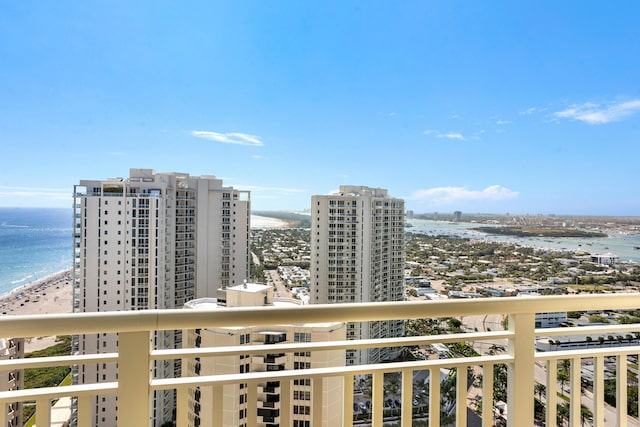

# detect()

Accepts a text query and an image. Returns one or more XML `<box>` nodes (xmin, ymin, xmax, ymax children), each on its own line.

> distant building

<box><xmin>591</xmin><ymin>253</ymin><xmax>619</xmax><ymax>265</ymax></box>
<box><xmin>0</xmin><ymin>338</ymin><xmax>23</xmax><ymax>427</ymax></box>
<box><xmin>536</xmin><ymin>333</ymin><xmax>640</xmax><ymax>352</ymax></box>
<box><xmin>183</xmin><ymin>283</ymin><xmax>345</xmax><ymax>427</ymax></box>
<box><xmin>72</xmin><ymin>168</ymin><xmax>250</xmax><ymax>426</ymax></box>
<box><xmin>311</xmin><ymin>185</ymin><xmax>405</xmax><ymax>365</ymax></box>
<box><xmin>453</xmin><ymin>211</ymin><xmax>462</xmax><ymax>222</ymax></box>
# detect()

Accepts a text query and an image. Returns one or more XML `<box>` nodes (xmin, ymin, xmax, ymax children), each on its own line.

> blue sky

<box><xmin>1</xmin><ymin>1</ymin><xmax>639</xmax><ymax>215</ymax></box>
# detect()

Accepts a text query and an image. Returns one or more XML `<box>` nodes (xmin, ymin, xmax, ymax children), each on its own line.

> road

<box><xmin>461</xmin><ymin>312</ymin><xmax>639</xmax><ymax>426</ymax></box>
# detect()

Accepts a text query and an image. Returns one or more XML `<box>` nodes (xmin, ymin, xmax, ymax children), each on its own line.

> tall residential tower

<box><xmin>310</xmin><ymin>186</ymin><xmax>405</xmax><ymax>365</ymax></box>
<box><xmin>72</xmin><ymin>168</ymin><xmax>250</xmax><ymax>426</ymax></box>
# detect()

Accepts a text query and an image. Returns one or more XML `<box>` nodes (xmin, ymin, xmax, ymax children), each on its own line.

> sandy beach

<box><xmin>0</xmin><ymin>268</ymin><xmax>73</xmax><ymax>316</ymax></box>
<box><xmin>1</xmin><ymin>268</ymin><xmax>73</xmax><ymax>352</ymax></box>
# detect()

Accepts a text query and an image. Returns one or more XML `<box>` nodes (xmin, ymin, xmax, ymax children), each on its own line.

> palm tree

<box><xmin>534</xmin><ymin>383</ymin><xmax>546</xmax><ymax>401</ymax></box>
<box><xmin>413</xmin><ymin>377</ymin><xmax>429</xmax><ymax>414</ymax></box>
<box><xmin>558</xmin><ymin>359</ymin><xmax>570</xmax><ymax>395</ymax></box>
<box><xmin>385</xmin><ymin>373</ymin><xmax>400</xmax><ymax>411</ymax></box>
<box><xmin>580</xmin><ymin>404</ymin><xmax>593</xmax><ymax>426</ymax></box>
<box><xmin>488</xmin><ymin>344</ymin><xmax>505</xmax><ymax>355</ymax></box>
<box><xmin>557</xmin><ymin>401</ymin><xmax>570</xmax><ymax>426</ymax></box>
<box><xmin>440</xmin><ymin>370</ymin><xmax>457</xmax><ymax>416</ymax></box>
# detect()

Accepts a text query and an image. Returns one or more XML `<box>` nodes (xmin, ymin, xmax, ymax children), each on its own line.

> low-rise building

<box><xmin>183</xmin><ymin>283</ymin><xmax>346</xmax><ymax>427</ymax></box>
<box><xmin>0</xmin><ymin>338</ymin><xmax>24</xmax><ymax>427</ymax></box>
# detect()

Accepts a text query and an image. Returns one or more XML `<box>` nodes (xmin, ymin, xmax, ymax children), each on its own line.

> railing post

<box><xmin>482</xmin><ymin>363</ymin><xmax>494</xmax><ymax>427</ymax></box>
<box><xmin>428</xmin><ymin>367</ymin><xmax>440</xmax><ymax>427</ymax></box>
<box><xmin>118</xmin><ymin>331</ymin><xmax>152</xmax><ymax>427</ymax></box>
<box><xmin>456</xmin><ymin>366</ymin><xmax>467</xmax><ymax>426</ymax></box>
<box><xmin>36</xmin><ymin>397</ymin><xmax>51</xmax><ymax>427</ymax></box>
<box><xmin>372</xmin><ymin>372</ymin><xmax>384</xmax><ymax>426</ymax></box>
<box><xmin>401</xmin><ymin>369</ymin><xmax>413</xmax><ymax>427</ymax></box>
<box><xmin>617</xmin><ymin>355</ymin><xmax>628</xmax><ymax>427</ymax></box>
<box><xmin>175</xmin><ymin>387</ymin><xmax>188</xmax><ymax>427</ymax></box>
<box><xmin>506</xmin><ymin>313</ymin><xmax>535</xmax><ymax>427</ymax></box>
<box><xmin>280</xmin><ymin>380</ymin><xmax>291</xmax><ymax>427</ymax></box>
<box><xmin>546</xmin><ymin>360</ymin><xmax>557</xmax><ymax>425</ymax></box>
<box><xmin>593</xmin><ymin>356</ymin><xmax>605</xmax><ymax>427</ymax></box>
<box><xmin>570</xmin><ymin>357</ymin><xmax>581</xmax><ymax>426</ymax></box>
<box><xmin>78</xmin><ymin>394</ymin><xmax>92</xmax><ymax>426</ymax></box>
<box><xmin>312</xmin><ymin>377</ymin><xmax>323</xmax><ymax>426</ymax></box>
<box><xmin>343</xmin><ymin>375</ymin><xmax>354</xmax><ymax>427</ymax></box>
<box><xmin>247</xmin><ymin>383</ymin><xmax>257</xmax><ymax>427</ymax></box>
<box><xmin>0</xmin><ymin>402</ymin><xmax>6</xmax><ymax>427</ymax></box>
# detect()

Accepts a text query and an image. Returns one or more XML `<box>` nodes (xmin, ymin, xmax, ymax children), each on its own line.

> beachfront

<box><xmin>0</xmin><ymin>269</ymin><xmax>73</xmax><ymax>352</ymax></box>
<box><xmin>0</xmin><ymin>269</ymin><xmax>72</xmax><ymax>317</ymax></box>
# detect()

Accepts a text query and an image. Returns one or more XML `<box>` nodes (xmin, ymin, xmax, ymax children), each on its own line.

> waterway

<box><xmin>406</xmin><ymin>219</ymin><xmax>640</xmax><ymax>264</ymax></box>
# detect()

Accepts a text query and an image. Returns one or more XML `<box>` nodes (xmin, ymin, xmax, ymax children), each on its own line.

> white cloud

<box><xmin>408</xmin><ymin>185</ymin><xmax>519</xmax><ymax>205</ymax></box>
<box><xmin>520</xmin><ymin>107</ymin><xmax>537</xmax><ymax>115</ymax></box>
<box><xmin>425</xmin><ymin>129</ymin><xmax>471</xmax><ymax>141</ymax></box>
<box><xmin>437</xmin><ymin>132</ymin><xmax>466</xmax><ymax>140</ymax></box>
<box><xmin>553</xmin><ymin>99</ymin><xmax>640</xmax><ymax>124</ymax></box>
<box><xmin>191</xmin><ymin>131</ymin><xmax>263</xmax><ymax>146</ymax></box>
<box><xmin>496</xmin><ymin>120</ymin><xmax>511</xmax><ymax>125</ymax></box>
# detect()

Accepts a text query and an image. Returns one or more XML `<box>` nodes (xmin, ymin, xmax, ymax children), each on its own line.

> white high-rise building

<box><xmin>72</xmin><ymin>168</ymin><xmax>250</xmax><ymax>426</ymax></box>
<box><xmin>183</xmin><ymin>283</ymin><xmax>345</xmax><ymax>427</ymax></box>
<box><xmin>0</xmin><ymin>338</ymin><xmax>23</xmax><ymax>427</ymax></box>
<box><xmin>311</xmin><ymin>186</ymin><xmax>405</xmax><ymax>365</ymax></box>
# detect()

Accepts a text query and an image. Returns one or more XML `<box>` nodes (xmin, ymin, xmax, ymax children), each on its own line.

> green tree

<box><xmin>534</xmin><ymin>383</ymin><xmax>546</xmax><ymax>401</ymax></box>
<box><xmin>557</xmin><ymin>401</ymin><xmax>570</xmax><ymax>426</ymax></box>
<box><xmin>580</xmin><ymin>404</ymin><xmax>593</xmax><ymax>427</ymax></box>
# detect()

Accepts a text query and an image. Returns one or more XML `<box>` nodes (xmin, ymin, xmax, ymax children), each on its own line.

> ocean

<box><xmin>0</xmin><ymin>209</ymin><xmax>288</xmax><ymax>297</ymax></box>
<box><xmin>0</xmin><ymin>208</ymin><xmax>73</xmax><ymax>296</ymax></box>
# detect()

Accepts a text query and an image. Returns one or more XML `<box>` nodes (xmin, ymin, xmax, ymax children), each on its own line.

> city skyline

<box><xmin>2</xmin><ymin>2</ymin><xmax>640</xmax><ymax>215</ymax></box>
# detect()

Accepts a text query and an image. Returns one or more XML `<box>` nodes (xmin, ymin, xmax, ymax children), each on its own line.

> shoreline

<box><xmin>0</xmin><ymin>268</ymin><xmax>73</xmax><ymax>317</ymax></box>
<box><xmin>251</xmin><ymin>215</ymin><xmax>291</xmax><ymax>229</ymax></box>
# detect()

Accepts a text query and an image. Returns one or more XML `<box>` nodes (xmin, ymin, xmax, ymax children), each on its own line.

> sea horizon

<box><xmin>1</xmin><ymin>207</ymin><xmax>638</xmax><ymax>299</ymax></box>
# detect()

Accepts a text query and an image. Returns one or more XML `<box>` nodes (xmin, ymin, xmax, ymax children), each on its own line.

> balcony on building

<box><xmin>2</xmin><ymin>294</ymin><xmax>640</xmax><ymax>426</ymax></box>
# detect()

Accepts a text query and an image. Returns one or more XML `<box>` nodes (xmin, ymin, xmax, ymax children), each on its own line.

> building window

<box><xmin>294</xmin><ymin>332</ymin><xmax>311</xmax><ymax>342</ymax></box>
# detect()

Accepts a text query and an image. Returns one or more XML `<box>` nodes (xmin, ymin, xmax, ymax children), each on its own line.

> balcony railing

<box><xmin>1</xmin><ymin>294</ymin><xmax>640</xmax><ymax>426</ymax></box>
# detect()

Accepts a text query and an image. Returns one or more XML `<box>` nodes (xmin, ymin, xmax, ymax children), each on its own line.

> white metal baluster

<box><xmin>118</xmin><ymin>331</ymin><xmax>152</xmax><ymax>427</ymax></box>
<box><xmin>429</xmin><ymin>367</ymin><xmax>440</xmax><ymax>427</ymax></box>
<box><xmin>617</xmin><ymin>354</ymin><xmax>628</xmax><ymax>427</ymax></box>
<box><xmin>570</xmin><ymin>356</ymin><xmax>581</xmax><ymax>426</ymax></box>
<box><xmin>546</xmin><ymin>360</ymin><xmax>557</xmax><ymax>426</ymax></box>
<box><xmin>401</xmin><ymin>369</ymin><xmax>413</xmax><ymax>427</ymax></box>
<box><xmin>506</xmin><ymin>313</ymin><xmax>535</xmax><ymax>427</ymax></box>
<box><xmin>482</xmin><ymin>362</ymin><xmax>494</xmax><ymax>427</ymax></box>
<box><xmin>456</xmin><ymin>366</ymin><xmax>467</xmax><ymax>426</ymax></box>
<box><xmin>593</xmin><ymin>356</ymin><xmax>605</xmax><ymax>427</ymax></box>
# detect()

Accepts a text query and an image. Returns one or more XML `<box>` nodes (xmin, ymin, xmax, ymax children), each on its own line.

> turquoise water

<box><xmin>407</xmin><ymin>219</ymin><xmax>640</xmax><ymax>263</ymax></box>
<box><xmin>0</xmin><ymin>208</ymin><xmax>72</xmax><ymax>296</ymax></box>
<box><xmin>0</xmin><ymin>210</ymin><xmax>287</xmax><ymax>298</ymax></box>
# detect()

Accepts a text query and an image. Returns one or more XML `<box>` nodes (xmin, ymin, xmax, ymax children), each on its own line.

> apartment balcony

<box><xmin>2</xmin><ymin>295</ymin><xmax>640</xmax><ymax>426</ymax></box>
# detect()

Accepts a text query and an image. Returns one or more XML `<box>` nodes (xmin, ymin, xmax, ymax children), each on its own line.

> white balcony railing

<box><xmin>1</xmin><ymin>294</ymin><xmax>640</xmax><ymax>426</ymax></box>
